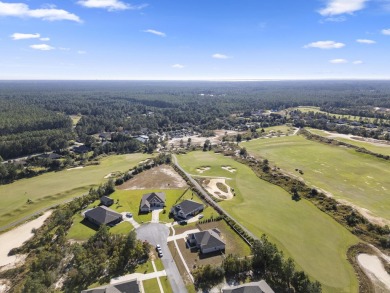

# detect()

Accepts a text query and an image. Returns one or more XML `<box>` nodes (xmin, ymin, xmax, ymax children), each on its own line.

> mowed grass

<box><xmin>177</xmin><ymin>151</ymin><xmax>359</xmax><ymax>293</ymax></box>
<box><xmin>244</xmin><ymin>135</ymin><xmax>390</xmax><ymax>222</ymax></box>
<box><xmin>307</xmin><ymin>128</ymin><xmax>390</xmax><ymax>156</ymax></box>
<box><xmin>0</xmin><ymin>153</ymin><xmax>150</xmax><ymax>228</ymax></box>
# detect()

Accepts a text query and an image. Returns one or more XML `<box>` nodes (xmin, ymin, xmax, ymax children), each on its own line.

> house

<box><xmin>170</xmin><ymin>200</ymin><xmax>204</xmax><ymax>220</ymax></box>
<box><xmin>81</xmin><ymin>278</ymin><xmax>140</xmax><ymax>293</ymax></box>
<box><xmin>135</xmin><ymin>135</ymin><xmax>149</xmax><ymax>144</ymax></box>
<box><xmin>139</xmin><ymin>192</ymin><xmax>166</xmax><ymax>213</ymax></box>
<box><xmin>222</xmin><ymin>280</ymin><xmax>274</xmax><ymax>293</ymax></box>
<box><xmin>100</xmin><ymin>196</ymin><xmax>114</xmax><ymax>207</ymax></box>
<box><xmin>98</xmin><ymin>132</ymin><xmax>112</xmax><ymax>141</ymax></box>
<box><xmin>72</xmin><ymin>145</ymin><xmax>90</xmax><ymax>154</ymax></box>
<box><xmin>84</xmin><ymin>206</ymin><xmax>122</xmax><ymax>227</ymax></box>
<box><xmin>187</xmin><ymin>228</ymin><xmax>225</xmax><ymax>254</ymax></box>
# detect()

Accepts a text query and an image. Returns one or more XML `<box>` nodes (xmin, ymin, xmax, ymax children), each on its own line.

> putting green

<box><xmin>244</xmin><ymin>135</ymin><xmax>390</xmax><ymax>222</ymax></box>
<box><xmin>177</xmin><ymin>152</ymin><xmax>358</xmax><ymax>293</ymax></box>
<box><xmin>0</xmin><ymin>153</ymin><xmax>150</xmax><ymax>228</ymax></box>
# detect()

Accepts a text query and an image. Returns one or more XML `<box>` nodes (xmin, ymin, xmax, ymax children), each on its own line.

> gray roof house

<box><xmin>139</xmin><ymin>192</ymin><xmax>166</xmax><ymax>213</ymax></box>
<box><xmin>170</xmin><ymin>200</ymin><xmax>204</xmax><ymax>220</ymax></box>
<box><xmin>81</xmin><ymin>278</ymin><xmax>140</xmax><ymax>293</ymax></box>
<box><xmin>100</xmin><ymin>196</ymin><xmax>114</xmax><ymax>207</ymax></box>
<box><xmin>187</xmin><ymin>228</ymin><xmax>225</xmax><ymax>254</ymax></box>
<box><xmin>222</xmin><ymin>280</ymin><xmax>274</xmax><ymax>293</ymax></box>
<box><xmin>84</xmin><ymin>206</ymin><xmax>122</xmax><ymax>227</ymax></box>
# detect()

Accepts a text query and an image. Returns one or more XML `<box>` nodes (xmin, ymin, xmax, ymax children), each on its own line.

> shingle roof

<box><xmin>140</xmin><ymin>192</ymin><xmax>165</xmax><ymax>209</ymax></box>
<box><xmin>81</xmin><ymin>279</ymin><xmax>140</xmax><ymax>293</ymax></box>
<box><xmin>173</xmin><ymin>200</ymin><xmax>203</xmax><ymax>216</ymax></box>
<box><xmin>192</xmin><ymin>229</ymin><xmax>225</xmax><ymax>250</ymax></box>
<box><xmin>84</xmin><ymin>206</ymin><xmax>122</xmax><ymax>226</ymax></box>
<box><xmin>222</xmin><ymin>281</ymin><xmax>274</xmax><ymax>293</ymax></box>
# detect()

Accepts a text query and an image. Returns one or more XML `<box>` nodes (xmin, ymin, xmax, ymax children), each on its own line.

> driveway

<box><xmin>137</xmin><ymin>223</ymin><xmax>188</xmax><ymax>293</ymax></box>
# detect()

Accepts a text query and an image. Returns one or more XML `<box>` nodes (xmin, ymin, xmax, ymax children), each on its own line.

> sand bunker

<box><xmin>196</xmin><ymin>166</ymin><xmax>210</xmax><ymax>174</ymax></box>
<box><xmin>221</xmin><ymin>166</ymin><xmax>237</xmax><ymax>173</ymax></box>
<box><xmin>204</xmin><ymin>178</ymin><xmax>234</xmax><ymax>200</ymax></box>
<box><xmin>67</xmin><ymin>166</ymin><xmax>84</xmax><ymax>171</ymax></box>
<box><xmin>0</xmin><ymin>211</ymin><xmax>52</xmax><ymax>272</ymax></box>
<box><xmin>358</xmin><ymin>254</ymin><xmax>390</xmax><ymax>290</ymax></box>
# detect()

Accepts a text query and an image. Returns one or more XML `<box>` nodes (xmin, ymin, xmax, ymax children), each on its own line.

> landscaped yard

<box><xmin>244</xmin><ymin>135</ymin><xmax>390</xmax><ymax>223</ymax></box>
<box><xmin>0</xmin><ymin>153</ymin><xmax>151</xmax><ymax>229</ymax></box>
<box><xmin>177</xmin><ymin>151</ymin><xmax>359</xmax><ymax>293</ymax></box>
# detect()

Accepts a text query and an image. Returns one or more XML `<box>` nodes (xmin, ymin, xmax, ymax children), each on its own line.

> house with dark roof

<box><xmin>170</xmin><ymin>200</ymin><xmax>204</xmax><ymax>220</ymax></box>
<box><xmin>139</xmin><ymin>192</ymin><xmax>165</xmax><ymax>213</ymax></box>
<box><xmin>81</xmin><ymin>278</ymin><xmax>140</xmax><ymax>293</ymax></box>
<box><xmin>37</xmin><ymin>153</ymin><xmax>62</xmax><ymax>160</ymax></box>
<box><xmin>100</xmin><ymin>196</ymin><xmax>114</xmax><ymax>207</ymax></box>
<box><xmin>222</xmin><ymin>280</ymin><xmax>274</xmax><ymax>293</ymax></box>
<box><xmin>187</xmin><ymin>228</ymin><xmax>225</xmax><ymax>254</ymax></box>
<box><xmin>72</xmin><ymin>145</ymin><xmax>90</xmax><ymax>154</ymax></box>
<box><xmin>84</xmin><ymin>206</ymin><xmax>122</xmax><ymax>227</ymax></box>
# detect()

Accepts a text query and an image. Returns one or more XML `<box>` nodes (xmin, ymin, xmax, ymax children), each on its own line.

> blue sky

<box><xmin>0</xmin><ymin>0</ymin><xmax>390</xmax><ymax>80</ymax></box>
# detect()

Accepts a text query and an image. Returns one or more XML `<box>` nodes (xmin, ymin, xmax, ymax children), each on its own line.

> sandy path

<box><xmin>0</xmin><ymin>211</ymin><xmax>52</xmax><ymax>271</ymax></box>
<box><xmin>321</xmin><ymin>131</ymin><xmax>390</xmax><ymax>147</ymax></box>
<box><xmin>357</xmin><ymin>254</ymin><xmax>390</xmax><ymax>290</ymax></box>
<box><xmin>67</xmin><ymin>166</ymin><xmax>84</xmax><ymax>171</ymax></box>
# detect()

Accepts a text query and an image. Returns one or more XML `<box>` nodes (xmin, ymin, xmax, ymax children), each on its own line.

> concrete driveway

<box><xmin>137</xmin><ymin>223</ymin><xmax>188</xmax><ymax>293</ymax></box>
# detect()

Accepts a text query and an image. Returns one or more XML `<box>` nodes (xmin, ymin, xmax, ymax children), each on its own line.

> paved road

<box><xmin>172</xmin><ymin>154</ymin><xmax>256</xmax><ymax>240</ymax></box>
<box><xmin>136</xmin><ymin>223</ymin><xmax>187</xmax><ymax>293</ymax></box>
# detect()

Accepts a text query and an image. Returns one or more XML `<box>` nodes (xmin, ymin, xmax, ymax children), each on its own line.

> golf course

<box><xmin>244</xmin><ymin>135</ymin><xmax>390</xmax><ymax>223</ymax></box>
<box><xmin>0</xmin><ymin>153</ymin><xmax>150</xmax><ymax>229</ymax></box>
<box><xmin>177</xmin><ymin>151</ymin><xmax>359</xmax><ymax>293</ymax></box>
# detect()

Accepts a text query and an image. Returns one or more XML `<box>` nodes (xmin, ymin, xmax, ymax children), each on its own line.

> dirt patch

<box><xmin>196</xmin><ymin>166</ymin><xmax>210</xmax><ymax>174</ymax></box>
<box><xmin>117</xmin><ymin>165</ymin><xmax>187</xmax><ymax>190</ymax></box>
<box><xmin>221</xmin><ymin>166</ymin><xmax>236</xmax><ymax>173</ymax></box>
<box><xmin>0</xmin><ymin>279</ymin><xmax>11</xmax><ymax>293</ymax></box>
<box><xmin>323</xmin><ymin>131</ymin><xmax>390</xmax><ymax>148</ymax></box>
<box><xmin>358</xmin><ymin>254</ymin><xmax>390</xmax><ymax>291</ymax></box>
<box><xmin>0</xmin><ymin>211</ymin><xmax>52</xmax><ymax>272</ymax></box>
<box><xmin>203</xmin><ymin>178</ymin><xmax>233</xmax><ymax>200</ymax></box>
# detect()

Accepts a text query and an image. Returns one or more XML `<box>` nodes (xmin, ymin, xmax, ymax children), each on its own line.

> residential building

<box><xmin>222</xmin><ymin>280</ymin><xmax>274</xmax><ymax>293</ymax></box>
<box><xmin>84</xmin><ymin>206</ymin><xmax>122</xmax><ymax>227</ymax></box>
<box><xmin>170</xmin><ymin>200</ymin><xmax>204</xmax><ymax>220</ymax></box>
<box><xmin>81</xmin><ymin>278</ymin><xmax>140</xmax><ymax>293</ymax></box>
<box><xmin>100</xmin><ymin>196</ymin><xmax>114</xmax><ymax>207</ymax></box>
<box><xmin>139</xmin><ymin>192</ymin><xmax>166</xmax><ymax>213</ymax></box>
<box><xmin>187</xmin><ymin>228</ymin><xmax>225</xmax><ymax>254</ymax></box>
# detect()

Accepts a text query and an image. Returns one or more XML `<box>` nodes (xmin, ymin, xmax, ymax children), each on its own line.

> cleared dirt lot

<box><xmin>117</xmin><ymin>165</ymin><xmax>188</xmax><ymax>190</ymax></box>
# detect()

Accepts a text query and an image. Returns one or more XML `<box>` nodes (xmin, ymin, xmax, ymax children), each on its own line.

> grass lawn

<box><xmin>0</xmin><ymin>153</ymin><xmax>150</xmax><ymax>228</ymax></box>
<box><xmin>142</xmin><ymin>278</ymin><xmax>160</xmax><ymax>292</ymax></box>
<box><xmin>258</xmin><ymin>125</ymin><xmax>295</xmax><ymax>136</ymax></box>
<box><xmin>177</xmin><ymin>151</ymin><xmax>359</xmax><ymax>293</ymax></box>
<box><xmin>307</xmin><ymin>128</ymin><xmax>390</xmax><ymax>156</ymax></box>
<box><xmin>244</xmin><ymin>135</ymin><xmax>390</xmax><ymax>222</ymax></box>
<box><xmin>160</xmin><ymin>277</ymin><xmax>173</xmax><ymax>293</ymax></box>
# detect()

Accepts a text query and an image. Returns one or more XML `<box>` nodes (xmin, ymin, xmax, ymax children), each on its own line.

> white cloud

<box><xmin>329</xmin><ymin>58</ymin><xmax>348</xmax><ymax>64</ymax></box>
<box><xmin>212</xmin><ymin>53</ymin><xmax>231</xmax><ymax>59</ymax></box>
<box><xmin>30</xmin><ymin>44</ymin><xmax>55</xmax><ymax>51</ymax></box>
<box><xmin>382</xmin><ymin>29</ymin><xmax>390</xmax><ymax>35</ymax></box>
<box><xmin>0</xmin><ymin>1</ymin><xmax>81</xmax><ymax>22</ymax></box>
<box><xmin>171</xmin><ymin>64</ymin><xmax>184</xmax><ymax>69</ymax></box>
<box><xmin>40</xmin><ymin>37</ymin><xmax>50</xmax><ymax>41</ymax></box>
<box><xmin>78</xmin><ymin>0</ymin><xmax>147</xmax><ymax>11</ymax></box>
<box><xmin>319</xmin><ymin>0</ymin><xmax>367</xmax><ymax>16</ymax></box>
<box><xmin>304</xmin><ymin>41</ymin><xmax>345</xmax><ymax>49</ymax></box>
<box><xmin>77</xmin><ymin>50</ymin><xmax>87</xmax><ymax>54</ymax></box>
<box><xmin>353</xmin><ymin>60</ymin><xmax>363</xmax><ymax>64</ymax></box>
<box><xmin>59</xmin><ymin>47</ymin><xmax>70</xmax><ymax>51</ymax></box>
<box><xmin>321</xmin><ymin>16</ymin><xmax>347</xmax><ymax>22</ymax></box>
<box><xmin>143</xmin><ymin>29</ymin><xmax>166</xmax><ymax>37</ymax></box>
<box><xmin>356</xmin><ymin>39</ymin><xmax>376</xmax><ymax>44</ymax></box>
<box><xmin>11</xmin><ymin>33</ymin><xmax>40</xmax><ymax>40</ymax></box>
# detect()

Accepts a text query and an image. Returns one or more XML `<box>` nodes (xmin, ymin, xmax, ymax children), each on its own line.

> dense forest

<box><xmin>1</xmin><ymin>80</ymin><xmax>390</xmax><ymax>160</ymax></box>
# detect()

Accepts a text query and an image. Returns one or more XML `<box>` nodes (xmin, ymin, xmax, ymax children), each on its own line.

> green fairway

<box><xmin>177</xmin><ymin>152</ymin><xmax>359</xmax><ymax>293</ymax></box>
<box><xmin>244</xmin><ymin>135</ymin><xmax>390</xmax><ymax>222</ymax></box>
<box><xmin>307</xmin><ymin>128</ymin><xmax>390</xmax><ymax>156</ymax></box>
<box><xmin>0</xmin><ymin>153</ymin><xmax>150</xmax><ymax>228</ymax></box>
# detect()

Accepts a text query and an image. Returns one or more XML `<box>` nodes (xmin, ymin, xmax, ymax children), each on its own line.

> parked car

<box><xmin>126</xmin><ymin>212</ymin><xmax>133</xmax><ymax>218</ymax></box>
<box><xmin>198</xmin><ymin>214</ymin><xmax>204</xmax><ymax>219</ymax></box>
<box><xmin>158</xmin><ymin>251</ymin><xmax>163</xmax><ymax>258</ymax></box>
<box><xmin>179</xmin><ymin>220</ymin><xmax>187</xmax><ymax>225</ymax></box>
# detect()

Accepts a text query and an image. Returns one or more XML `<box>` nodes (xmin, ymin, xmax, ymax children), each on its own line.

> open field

<box><xmin>244</xmin><ymin>135</ymin><xmax>390</xmax><ymax>224</ymax></box>
<box><xmin>258</xmin><ymin>125</ymin><xmax>295</xmax><ymax>136</ymax></box>
<box><xmin>307</xmin><ymin>128</ymin><xmax>390</xmax><ymax>156</ymax></box>
<box><xmin>177</xmin><ymin>151</ymin><xmax>359</xmax><ymax>293</ymax></box>
<box><xmin>0</xmin><ymin>154</ymin><xmax>150</xmax><ymax>228</ymax></box>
